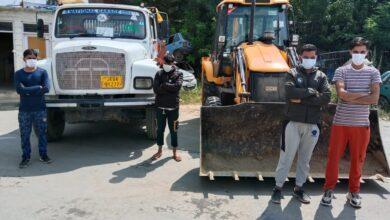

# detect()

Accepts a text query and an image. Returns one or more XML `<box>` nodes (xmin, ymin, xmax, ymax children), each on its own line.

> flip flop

<box><xmin>151</xmin><ymin>152</ymin><xmax>162</xmax><ymax>161</ymax></box>
<box><xmin>173</xmin><ymin>155</ymin><xmax>182</xmax><ymax>162</ymax></box>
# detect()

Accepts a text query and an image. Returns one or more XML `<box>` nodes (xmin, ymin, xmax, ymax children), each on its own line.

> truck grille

<box><xmin>56</xmin><ymin>52</ymin><xmax>126</xmax><ymax>90</ymax></box>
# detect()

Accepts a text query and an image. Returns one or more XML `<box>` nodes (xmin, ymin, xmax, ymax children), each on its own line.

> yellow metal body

<box><xmin>241</xmin><ymin>42</ymin><xmax>290</xmax><ymax>73</ymax></box>
<box><xmin>201</xmin><ymin>0</ymin><xmax>291</xmax><ymax>100</ymax></box>
<box><xmin>233</xmin><ymin>42</ymin><xmax>290</xmax><ymax>103</ymax></box>
<box><xmin>217</xmin><ymin>0</ymin><xmax>290</xmax><ymax>11</ymax></box>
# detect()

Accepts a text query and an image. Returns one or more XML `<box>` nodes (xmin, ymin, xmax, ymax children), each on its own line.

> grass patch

<box><xmin>180</xmin><ymin>83</ymin><xmax>201</xmax><ymax>105</ymax></box>
<box><xmin>330</xmin><ymin>86</ymin><xmax>338</xmax><ymax>104</ymax></box>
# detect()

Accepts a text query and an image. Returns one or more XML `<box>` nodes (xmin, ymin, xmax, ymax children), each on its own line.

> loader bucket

<box><xmin>200</xmin><ymin>103</ymin><xmax>390</xmax><ymax>180</ymax></box>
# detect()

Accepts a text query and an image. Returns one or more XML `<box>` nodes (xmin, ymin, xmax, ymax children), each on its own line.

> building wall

<box><xmin>0</xmin><ymin>8</ymin><xmax>53</xmax><ymax>71</ymax></box>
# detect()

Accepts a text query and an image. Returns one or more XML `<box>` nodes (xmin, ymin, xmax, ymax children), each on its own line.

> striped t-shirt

<box><xmin>332</xmin><ymin>64</ymin><xmax>381</xmax><ymax>127</ymax></box>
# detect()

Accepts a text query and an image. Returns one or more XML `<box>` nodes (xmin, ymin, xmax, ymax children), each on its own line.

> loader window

<box><xmin>225</xmin><ymin>6</ymin><xmax>287</xmax><ymax>48</ymax></box>
<box><xmin>55</xmin><ymin>8</ymin><xmax>147</xmax><ymax>39</ymax></box>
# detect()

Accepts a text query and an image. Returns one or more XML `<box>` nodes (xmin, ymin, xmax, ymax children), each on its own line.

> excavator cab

<box><xmin>200</xmin><ymin>0</ymin><xmax>390</xmax><ymax>181</ymax></box>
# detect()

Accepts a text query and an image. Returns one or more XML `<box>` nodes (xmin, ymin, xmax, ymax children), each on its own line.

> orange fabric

<box><xmin>324</xmin><ymin>125</ymin><xmax>370</xmax><ymax>193</ymax></box>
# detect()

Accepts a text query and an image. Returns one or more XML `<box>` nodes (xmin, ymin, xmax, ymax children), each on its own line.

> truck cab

<box><xmin>37</xmin><ymin>3</ymin><xmax>170</xmax><ymax>141</ymax></box>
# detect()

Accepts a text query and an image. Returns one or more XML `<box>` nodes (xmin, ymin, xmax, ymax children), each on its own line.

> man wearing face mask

<box><xmin>271</xmin><ymin>44</ymin><xmax>331</xmax><ymax>204</ymax></box>
<box><xmin>14</xmin><ymin>49</ymin><xmax>51</xmax><ymax>168</ymax></box>
<box><xmin>152</xmin><ymin>54</ymin><xmax>183</xmax><ymax>162</ymax></box>
<box><xmin>321</xmin><ymin>37</ymin><xmax>381</xmax><ymax>208</ymax></box>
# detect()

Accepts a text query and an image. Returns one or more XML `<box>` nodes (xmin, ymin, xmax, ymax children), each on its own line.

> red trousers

<box><xmin>324</xmin><ymin>125</ymin><xmax>370</xmax><ymax>193</ymax></box>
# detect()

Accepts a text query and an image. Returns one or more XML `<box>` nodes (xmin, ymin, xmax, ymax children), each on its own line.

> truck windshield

<box><xmin>225</xmin><ymin>6</ymin><xmax>288</xmax><ymax>48</ymax></box>
<box><xmin>55</xmin><ymin>8</ymin><xmax>146</xmax><ymax>39</ymax></box>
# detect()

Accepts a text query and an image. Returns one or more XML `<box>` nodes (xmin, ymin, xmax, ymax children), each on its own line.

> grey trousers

<box><xmin>275</xmin><ymin>121</ymin><xmax>320</xmax><ymax>188</ymax></box>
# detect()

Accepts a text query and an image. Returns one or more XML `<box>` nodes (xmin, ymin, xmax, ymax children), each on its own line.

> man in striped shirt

<box><xmin>321</xmin><ymin>37</ymin><xmax>382</xmax><ymax>208</ymax></box>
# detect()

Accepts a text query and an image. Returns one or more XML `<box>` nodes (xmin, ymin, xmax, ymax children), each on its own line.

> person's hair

<box><xmin>164</xmin><ymin>54</ymin><xmax>175</xmax><ymax>64</ymax></box>
<box><xmin>349</xmin><ymin>37</ymin><xmax>369</xmax><ymax>50</ymax></box>
<box><xmin>23</xmin><ymin>49</ymin><xmax>38</xmax><ymax>58</ymax></box>
<box><xmin>300</xmin><ymin>44</ymin><xmax>317</xmax><ymax>55</ymax></box>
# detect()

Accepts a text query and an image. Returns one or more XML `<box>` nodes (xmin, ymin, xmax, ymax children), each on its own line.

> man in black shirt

<box><xmin>152</xmin><ymin>54</ymin><xmax>183</xmax><ymax>162</ymax></box>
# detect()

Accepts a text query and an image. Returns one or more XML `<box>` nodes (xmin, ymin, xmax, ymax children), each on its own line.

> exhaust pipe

<box><xmin>248</xmin><ymin>0</ymin><xmax>256</xmax><ymax>45</ymax></box>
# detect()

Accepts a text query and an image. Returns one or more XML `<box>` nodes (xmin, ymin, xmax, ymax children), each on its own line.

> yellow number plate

<box><xmin>100</xmin><ymin>76</ymin><xmax>124</xmax><ymax>89</ymax></box>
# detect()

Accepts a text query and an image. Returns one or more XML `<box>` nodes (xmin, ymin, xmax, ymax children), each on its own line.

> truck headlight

<box><xmin>134</xmin><ymin>77</ymin><xmax>153</xmax><ymax>90</ymax></box>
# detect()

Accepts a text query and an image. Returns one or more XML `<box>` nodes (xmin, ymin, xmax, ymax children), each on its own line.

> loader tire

<box><xmin>221</xmin><ymin>93</ymin><xmax>236</xmax><ymax>106</ymax></box>
<box><xmin>205</xmin><ymin>96</ymin><xmax>222</xmax><ymax>107</ymax></box>
<box><xmin>146</xmin><ymin>107</ymin><xmax>157</xmax><ymax>140</ymax></box>
<box><xmin>46</xmin><ymin>108</ymin><xmax>65</xmax><ymax>142</ymax></box>
<box><xmin>202</xmin><ymin>81</ymin><xmax>219</xmax><ymax>105</ymax></box>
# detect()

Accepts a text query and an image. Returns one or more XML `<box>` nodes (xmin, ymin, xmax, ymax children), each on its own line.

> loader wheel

<box><xmin>47</xmin><ymin>108</ymin><xmax>65</xmax><ymax>142</ymax></box>
<box><xmin>221</xmin><ymin>93</ymin><xmax>236</xmax><ymax>106</ymax></box>
<box><xmin>146</xmin><ymin>107</ymin><xmax>157</xmax><ymax>140</ymax></box>
<box><xmin>202</xmin><ymin>80</ymin><xmax>219</xmax><ymax>105</ymax></box>
<box><xmin>204</xmin><ymin>96</ymin><xmax>222</xmax><ymax>107</ymax></box>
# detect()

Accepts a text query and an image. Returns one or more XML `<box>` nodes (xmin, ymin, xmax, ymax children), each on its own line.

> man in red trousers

<box><xmin>321</xmin><ymin>37</ymin><xmax>381</xmax><ymax>208</ymax></box>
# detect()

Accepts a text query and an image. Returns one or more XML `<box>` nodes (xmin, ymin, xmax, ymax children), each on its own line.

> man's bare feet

<box><xmin>172</xmin><ymin>148</ymin><xmax>182</xmax><ymax>162</ymax></box>
<box><xmin>152</xmin><ymin>147</ymin><xmax>163</xmax><ymax>161</ymax></box>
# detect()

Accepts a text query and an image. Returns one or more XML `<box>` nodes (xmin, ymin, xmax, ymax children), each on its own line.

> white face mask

<box><xmin>25</xmin><ymin>59</ymin><xmax>37</xmax><ymax>68</ymax></box>
<box><xmin>163</xmin><ymin>64</ymin><xmax>173</xmax><ymax>72</ymax></box>
<box><xmin>301</xmin><ymin>58</ymin><xmax>317</xmax><ymax>70</ymax></box>
<box><xmin>351</xmin><ymin>53</ymin><xmax>366</xmax><ymax>66</ymax></box>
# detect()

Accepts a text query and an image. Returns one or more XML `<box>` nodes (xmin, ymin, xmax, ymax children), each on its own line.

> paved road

<box><xmin>0</xmin><ymin>106</ymin><xmax>389</xmax><ymax>220</ymax></box>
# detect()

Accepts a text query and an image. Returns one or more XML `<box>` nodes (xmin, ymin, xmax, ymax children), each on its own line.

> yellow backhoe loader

<box><xmin>200</xmin><ymin>0</ymin><xmax>390</xmax><ymax>181</ymax></box>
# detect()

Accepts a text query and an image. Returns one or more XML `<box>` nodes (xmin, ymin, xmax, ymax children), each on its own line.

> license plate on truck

<box><xmin>100</xmin><ymin>76</ymin><xmax>124</xmax><ymax>89</ymax></box>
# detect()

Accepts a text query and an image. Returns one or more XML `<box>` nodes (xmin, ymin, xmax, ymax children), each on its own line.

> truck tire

<box><xmin>47</xmin><ymin>108</ymin><xmax>65</xmax><ymax>142</ymax></box>
<box><xmin>146</xmin><ymin>107</ymin><xmax>157</xmax><ymax>140</ymax></box>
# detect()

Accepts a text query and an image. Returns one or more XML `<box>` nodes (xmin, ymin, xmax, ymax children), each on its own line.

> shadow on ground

<box><xmin>164</xmin><ymin>117</ymin><xmax>200</xmax><ymax>158</ymax></box>
<box><xmin>0</xmin><ymin>121</ymin><xmax>154</xmax><ymax>177</ymax></box>
<box><xmin>170</xmin><ymin>168</ymin><xmax>389</xmax><ymax>219</ymax></box>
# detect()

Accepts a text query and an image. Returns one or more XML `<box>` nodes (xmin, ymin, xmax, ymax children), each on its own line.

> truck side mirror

<box><xmin>158</xmin><ymin>20</ymin><xmax>170</xmax><ymax>40</ymax></box>
<box><xmin>217</xmin><ymin>35</ymin><xmax>226</xmax><ymax>50</ymax></box>
<box><xmin>37</xmin><ymin>19</ymin><xmax>45</xmax><ymax>38</ymax></box>
<box><xmin>291</xmin><ymin>34</ymin><xmax>299</xmax><ymax>46</ymax></box>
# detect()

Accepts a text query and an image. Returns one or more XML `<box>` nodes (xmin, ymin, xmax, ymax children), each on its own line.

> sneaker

<box><xmin>40</xmin><ymin>155</ymin><xmax>52</xmax><ymax>164</ymax></box>
<box><xmin>271</xmin><ymin>188</ymin><xmax>283</xmax><ymax>204</ymax></box>
<box><xmin>293</xmin><ymin>187</ymin><xmax>311</xmax><ymax>204</ymax></box>
<box><xmin>347</xmin><ymin>192</ymin><xmax>362</xmax><ymax>208</ymax></box>
<box><xmin>19</xmin><ymin>158</ymin><xmax>30</xmax><ymax>169</ymax></box>
<box><xmin>320</xmin><ymin>189</ymin><xmax>334</xmax><ymax>207</ymax></box>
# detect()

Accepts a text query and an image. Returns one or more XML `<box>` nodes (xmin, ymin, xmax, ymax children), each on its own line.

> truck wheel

<box><xmin>47</xmin><ymin>108</ymin><xmax>65</xmax><ymax>142</ymax></box>
<box><xmin>146</xmin><ymin>108</ymin><xmax>157</xmax><ymax>140</ymax></box>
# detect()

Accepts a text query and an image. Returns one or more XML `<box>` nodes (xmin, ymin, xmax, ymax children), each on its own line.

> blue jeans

<box><xmin>18</xmin><ymin>110</ymin><xmax>48</xmax><ymax>159</ymax></box>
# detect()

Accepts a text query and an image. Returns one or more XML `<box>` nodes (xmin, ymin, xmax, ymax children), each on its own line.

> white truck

<box><xmin>36</xmin><ymin>3</ymin><xmax>195</xmax><ymax>141</ymax></box>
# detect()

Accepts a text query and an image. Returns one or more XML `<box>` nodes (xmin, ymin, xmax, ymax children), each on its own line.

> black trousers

<box><xmin>156</xmin><ymin>108</ymin><xmax>179</xmax><ymax>148</ymax></box>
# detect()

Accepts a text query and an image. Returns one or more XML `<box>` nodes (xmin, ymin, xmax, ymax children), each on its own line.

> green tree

<box><xmin>364</xmin><ymin>2</ymin><xmax>390</xmax><ymax>70</ymax></box>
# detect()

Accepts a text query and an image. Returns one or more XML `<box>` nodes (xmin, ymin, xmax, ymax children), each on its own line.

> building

<box><xmin>0</xmin><ymin>6</ymin><xmax>53</xmax><ymax>87</ymax></box>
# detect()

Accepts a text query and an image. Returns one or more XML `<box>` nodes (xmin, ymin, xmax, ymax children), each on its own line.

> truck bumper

<box><xmin>46</xmin><ymin>97</ymin><xmax>155</xmax><ymax>108</ymax></box>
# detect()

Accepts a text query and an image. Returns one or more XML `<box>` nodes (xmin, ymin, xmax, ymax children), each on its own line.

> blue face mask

<box><xmin>301</xmin><ymin>58</ymin><xmax>317</xmax><ymax>69</ymax></box>
<box><xmin>352</xmin><ymin>54</ymin><xmax>366</xmax><ymax>66</ymax></box>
